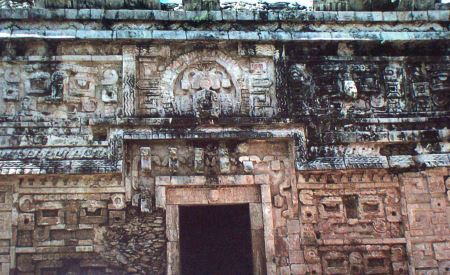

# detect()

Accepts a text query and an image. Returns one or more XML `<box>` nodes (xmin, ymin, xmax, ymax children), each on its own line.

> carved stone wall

<box><xmin>8</xmin><ymin>175</ymin><xmax>127</xmax><ymax>274</ymax></box>
<box><xmin>0</xmin><ymin>8</ymin><xmax>448</xmax><ymax>274</ymax></box>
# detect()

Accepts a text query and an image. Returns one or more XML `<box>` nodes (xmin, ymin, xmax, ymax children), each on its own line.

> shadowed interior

<box><xmin>179</xmin><ymin>204</ymin><xmax>253</xmax><ymax>275</ymax></box>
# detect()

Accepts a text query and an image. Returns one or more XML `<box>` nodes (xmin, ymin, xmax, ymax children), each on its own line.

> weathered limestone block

<box><xmin>43</xmin><ymin>0</ymin><xmax>73</xmax><ymax>8</ymax></box>
<box><xmin>314</xmin><ymin>0</ymin><xmax>437</xmax><ymax>11</ymax></box>
<box><xmin>140</xmin><ymin>147</ymin><xmax>152</xmax><ymax>172</ymax></box>
<box><xmin>183</xmin><ymin>0</ymin><xmax>220</xmax><ymax>11</ymax></box>
<box><xmin>401</xmin><ymin>171</ymin><xmax>450</xmax><ymax>274</ymax></box>
<box><xmin>42</xmin><ymin>0</ymin><xmax>161</xmax><ymax>9</ymax></box>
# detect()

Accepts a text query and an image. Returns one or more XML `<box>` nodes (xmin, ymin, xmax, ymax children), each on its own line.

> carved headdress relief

<box><xmin>157</xmin><ymin>50</ymin><xmax>248</xmax><ymax>118</ymax></box>
<box><xmin>174</xmin><ymin>61</ymin><xmax>238</xmax><ymax>118</ymax></box>
<box><xmin>143</xmin><ymin>49</ymin><xmax>276</xmax><ymax>118</ymax></box>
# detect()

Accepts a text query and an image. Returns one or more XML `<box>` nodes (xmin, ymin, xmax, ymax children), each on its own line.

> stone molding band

<box><xmin>0</xmin><ymin>9</ymin><xmax>448</xmax><ymax>23</ymax></box>
<box><xmin>1</xmin><ymin>29</ymin><xmax>449</xmax><ymax>42</ymax></box>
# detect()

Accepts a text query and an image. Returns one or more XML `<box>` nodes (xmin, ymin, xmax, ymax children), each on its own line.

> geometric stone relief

<box><xmin>298</xmin><ymin>172</ymin><xmax>404</xmax><ymax>241</ymax></box>
<box><xmin>296</xmin><ymin>171</ymin><xmax>408</xmax><ymax>275</ymax></box>
<box><xmin>301</xmin><ymin>186</ymin><xmax>403</xmax><ymax>240</ymax></box>
<box><xmin>0</xmin><ymin>185</ymin><xmax>12</xmax><ymax>275</ymax></box>
<box><xmin>9</xmin><ymin>173</ymin><xmax>127</xmax><ymax>274</ymax></box>
<box><xmin>402</xmin><ymin>171</ymin><xmax>450</xmax><ymax>274</ymax></box>
<box><xmin>16</xmin><ymin>175</ymin><xmax>123</xmax><ymax>189</ymax></box>
<box><xmin>0</xmin><ymin>186</ymin><xmax>12</xmax><ymax>211</ymax></box>
<box><xmin>25</xmin><ymin>71</ymin><xmax>51</xmax><ymax>96</ymax></box>
<box><xmin>0</xmin><ymin>61</ymin><xmax>121</xmax><ymax>119</ymax></box>
<box><xmin>0</xmin><ymin>146</ymin><xmax>110</xmax><ymax>160</ymax></box>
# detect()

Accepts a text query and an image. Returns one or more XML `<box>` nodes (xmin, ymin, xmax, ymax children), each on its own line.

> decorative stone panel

<box><xmin>137</xmin><ymin>48</ymin><xmax>277</xmax><ymax>118</ymax></box>
<box><xmin>7</xmin><ymin>175</ymin><xmax>126</xmax><ymax>274</ymax></box>
<box><xmin>293</xmin><ymin>171</ymin><xmax>408</xmax><ymax>274</ymax></box>
<box><xmin>401</xmin><ymin>169</ymin><xmax>450</xmax><ymax>274</ymax></box>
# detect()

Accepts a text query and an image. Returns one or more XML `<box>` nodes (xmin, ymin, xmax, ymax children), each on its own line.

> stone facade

<box><xmin>0</xmin><ymin>1</ymin><xmax>449</xmax><ymax>274</ymax></box>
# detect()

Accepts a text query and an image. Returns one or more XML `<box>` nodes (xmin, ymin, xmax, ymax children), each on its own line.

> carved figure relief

<box><xmin>192</xmin><ymin>88</ymin><xmax>220</xmax><ymax>119</ymax></box>
<box><xmin>412</xmin><ymin>82</ymin><xmax>431</xmax><ymax>111</ymax></box>
<box><xmin>383</xmin><ymin>64</ymin><xmax>405</xmax><ymax>112</ymax></box>
<box><xmin>174</xmin><ymin>61</ymin><xmax>238</xmax><ymax>117</ymax></box>
<box><xmin>194</xmin><ymin>147</ymin><xmax>205</xmax><ymax>174</ymax></box>
<box><xmin>168</xmin><ymin>147</ymin><xmax>178</xmax><ymax>173</ymax></box>
<box><xmin>19</xmin><ymin>195</ymin><xmax>35</xmax><ymax>212</ymax></box>
<box><xmin>46</xmin><ymin>71</ymin><xmax>66</xmax><ymax>102</ymax></box>
<box><xmin>141</xmin><ymin>50</ymin><xmax>277</xmax><ymax>118</ymax></box>
<box><xmin>111</xmin><ymin>194</ymin><xmax>126</xmax><ymax>210</ymax></box>
<box><xmin>20</xmin><ymin>96</ymin><xmax>35</xmax><ymax>116</ymax></box>
<box><xmin>140</xmin><ymin>147</ymin><xmax>152</xmax><ymax>172</ymax></box>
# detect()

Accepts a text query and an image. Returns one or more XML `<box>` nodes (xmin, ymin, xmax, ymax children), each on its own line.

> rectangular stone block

<box><xmin>249</xmin><ymin>203</ymin><xmax>263</xmax><ymax>230</ymax></box>
<box><xmin>0</xmin><ymin>212</ymin><xmax>12</xmax><ymax>239</ymax></box>
<box><xmin>433</xmin><ymin>242</ymin><xmax>450</xmax><ymax>261</ymax></box>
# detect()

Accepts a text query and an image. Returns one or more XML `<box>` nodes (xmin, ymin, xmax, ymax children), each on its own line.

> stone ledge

<box><xmin>1</xmin><ymin>29</ymin><xmax>448</xmax><ymax>42</ymax></box>
<box><xmin>0</xmin><ymin>9</ymin><xmax>448</xmax><ymax>22</ymax></box>
<box><xmin>296</xmin><ymin>153</ymin><xmax>450</xmax><ymax>171</ymax></box>
<box><xmin>318</xmin><ymin>238</ymin><xmax>407</xmax><ymax>245</ymax></box>
<box><xmin>0</xmin><ymin>159</ymin><xmax>121</xmax><ymax>175</ymax></box>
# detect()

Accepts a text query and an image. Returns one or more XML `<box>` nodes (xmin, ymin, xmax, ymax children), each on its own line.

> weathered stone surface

<box><xmin>314</xmin><ymin>0</ymin><xmax>437</xmax><ymax>11</ymax></box>
<box><xmin>183</xmin><ymin>0</ymin><xmax>219</xmax><ymax>11</ymax></box>
<box><xmin>0</xmin><ymin>2</ymin><xmax>448</xmax><ymax>275</ymax></box>
<box><xmin>100</xmin><ymin>207</ymin><xmax>166</xmax><ymax>274</ymax></box>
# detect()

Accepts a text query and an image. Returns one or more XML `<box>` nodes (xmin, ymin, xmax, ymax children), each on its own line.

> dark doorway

<box><xmin>179</xmin><ymin>204</ymin><xmax>253</xmax><ymax>275</ymax></box>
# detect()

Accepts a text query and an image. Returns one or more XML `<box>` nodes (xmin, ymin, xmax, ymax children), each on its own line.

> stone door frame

<box><xmin>156</xmin><ymin>175</ymin><xmax>276</xmax><ymax>275</ymax></box>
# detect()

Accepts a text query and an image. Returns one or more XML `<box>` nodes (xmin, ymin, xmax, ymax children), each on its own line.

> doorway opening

<box><xmin>179</xmin><ymin>204</ymin><xmax>253</xmax><ymax>275</ymax></box>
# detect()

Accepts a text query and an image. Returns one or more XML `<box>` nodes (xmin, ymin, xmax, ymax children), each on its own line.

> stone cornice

<box><xmin>0</xmin><ymin>159</ymin><xmax>120</xmax><ymax>175</ymax></box>
<box><xmin>0</xmin><ymin>9</ymin><xmax>448</xmax><ymax>23</ymax></box>
<box><xmin>1</xmin><ymin>29</ymin><xmax>448</xmax><ymax>42</ymax></box>
<box><xmin>0</xmin><ymin>9</ymin><xmax>447</xmax><ymax>42</ymax></box>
